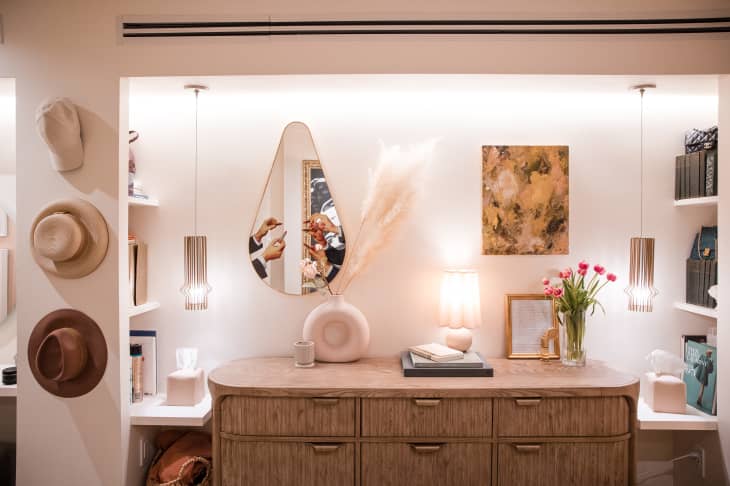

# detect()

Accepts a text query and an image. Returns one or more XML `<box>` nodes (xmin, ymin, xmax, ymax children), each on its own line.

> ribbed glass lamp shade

<box><xmin>439</xmin><ymin>270</ymin><xmax>481</xmax><ymax>329</ymax></box>
<box><xmin>625</xmin><ymin>237</ymin><xmax>658</xmax><ymax>312</ymax></box>
<box><xmin>180</xmin><ymin>235</ymin><xmax>211</xmax><ymax>310</ymax></box>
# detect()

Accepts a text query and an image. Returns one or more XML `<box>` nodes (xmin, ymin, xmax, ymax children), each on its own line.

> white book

<box><xmin>408</xmin><ymin>343</ymin><xmax>464</xmax><ymax>362</ymax></box>
<box><xmin>410</xmin><ymin>351</ymin><xmax>484</xmax><ymax>368</ymax></box>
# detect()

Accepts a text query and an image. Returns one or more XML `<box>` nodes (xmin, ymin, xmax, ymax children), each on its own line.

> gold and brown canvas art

<box><xmin>482</xmin><ymin>145</ymin><xmax>569</xmax><ymax>255</ymax></box>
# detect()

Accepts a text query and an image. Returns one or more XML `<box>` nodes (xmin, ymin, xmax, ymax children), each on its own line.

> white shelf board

<box><xmin>638</xmin><ymin>397</ymin><xmax>717</xmax><ymax>431</ymax></box>
<box><xmin>673</xmin><ymin>302</ymin><xmax>718</xmax><ymax>319</ymax></box>
<box><xmin>130</xmin><ymin>394</ymin><xmax>211</xmax><ymax>426</ymax></box>
<box><xmin>129</xmin><ymin>301</ymin><xmax>160</xmax><ymax>317</ymax></box>
<box><xmin>0</xmin><ymin>365</ymin><xmax>16</xmax><ymax>397</ymax></box>
<box><xmin>128</xmin><ymin>196</ymin><xmax>159</xmax><ymax>207</ymax></box>
<box><xmin>674</xmin><ymin>196</ymin><xmax>718</xmax><ymax>207</ymax></box>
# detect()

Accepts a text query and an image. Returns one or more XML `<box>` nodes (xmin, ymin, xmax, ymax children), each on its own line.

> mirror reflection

<box><xmin>250</xmin><ymin>122</ymin><xmax>346</xmax><ymax>295</ymax></box>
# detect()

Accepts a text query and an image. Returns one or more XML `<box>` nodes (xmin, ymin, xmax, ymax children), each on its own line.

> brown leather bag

<box><xmin>146</xmin><ymin>430</ymin><xmax>212</xmax><ymax>486</ymax></box>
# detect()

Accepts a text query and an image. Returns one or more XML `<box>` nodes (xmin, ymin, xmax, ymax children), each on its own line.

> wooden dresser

<box><xmin>208</xmin><ymin>357</ymin><xmax>639</xmax><ymax>486</ymax></box>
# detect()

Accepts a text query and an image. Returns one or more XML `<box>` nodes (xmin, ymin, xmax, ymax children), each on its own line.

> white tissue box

<box><xmin>166</xmin><ymin>368</ymin><xmax>205</xmax><ymax>406</ymax></box>
<box><xmin>644</xmin><ymin>372</ymin><xmax>686</xmax><ymax>414</ymax></box>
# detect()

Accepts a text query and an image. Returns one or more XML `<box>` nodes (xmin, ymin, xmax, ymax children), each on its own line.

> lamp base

<box><xmin>445</xmin><ymin>328</ymin><xmax>473</xmax><ymax>352</ymax></box>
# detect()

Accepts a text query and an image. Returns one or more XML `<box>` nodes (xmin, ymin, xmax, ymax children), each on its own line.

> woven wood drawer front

<box><xmin>221</xmin><ymin>440</ymin><xmax>354</xmax><ymax>486</ymax></box>
<box><xmin>220</xmin><ymin>396</ymin><xmax>355</xmax><ymax>436</ymax></box>
<box><xmin>497</xmin><ymin>397</ymin><xmax>629</xmax><ymax>437</ymax></box>
<box><xmin>362</xmin><ymin>442</ymin><xmax>491</xmax><ymax>486</ymax></box>
<box><xmin>361</xmin><ymin>398</ymin><xmax>492</xmax><ymax>437</ymax></box>
<box><xmin>497</xmin><ymin>441</ymin><xmax>629</xmax><ymax>486</ymax></box>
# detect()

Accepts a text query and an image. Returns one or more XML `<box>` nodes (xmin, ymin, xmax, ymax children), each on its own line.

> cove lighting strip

<box><xmin>121</xmin><ymin>16</ymin><xmax>730</xmax><ymax>38</ymax></box>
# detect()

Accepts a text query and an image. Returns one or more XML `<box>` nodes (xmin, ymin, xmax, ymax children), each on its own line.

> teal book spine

<box><xmin>683</xmin><ymin>341</ymin><xmax>717</xmax><ymax>415</ymax></box>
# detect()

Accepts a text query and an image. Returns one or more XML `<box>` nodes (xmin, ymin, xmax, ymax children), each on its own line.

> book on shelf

<box><xmin>682</xmin><ymin>340</ymin><xmax>716</xmax><ymax>415</ymax></box>
<box><xmin>674</xmin><ymin>149</ymin><xmax>718</xmax><ymax>200</ymax></box>
<box><xmin>128</xmin><ymin>237</ymin><xmax>148</xmax><ymax>307</ymax></box>
<box><xmin>680</xmin><ymin>334</ymin><xmax>706</xmax><ymax>362</ymax></box>
<box><xmin>689</xmin><ymin>152</ymin><xmax>700</xmax><ymax>199</ymax></box>
<box><xmin>409</xmin><ymin>351</ymin><xmax>484</xmax><ymax>368</ymax></box>
<box><xmin>408</xmin><ymin>343</ymin><xmax>464</xmax><ymax>362</ymax></box>
<box><xmin>130</xmin><ymin>330</ymin><xmax>157</xmax><ymax>396</ymax></box>
<box><xmin>401</xmin><ymin>352</ymin><xmax>493</xmax><ymax>377</ymax></box>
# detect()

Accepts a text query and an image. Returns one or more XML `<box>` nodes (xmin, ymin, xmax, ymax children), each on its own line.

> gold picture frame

<box><xmin>505</xmin><ymin>294</ymin><xmax>560</xmax><ymax>359</ymax></box>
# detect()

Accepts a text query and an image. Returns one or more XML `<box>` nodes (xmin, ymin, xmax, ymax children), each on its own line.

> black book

<box><xmin>686</xmin><ymin>259</ymin><xmax>701</xmax><ymax>305</ymax></box>
<box><xmin>401</xmin><ymin>352</ymin><xmax>493</xmax><ymax>377</ymax></box>
<box><xmin>675</xmin><ymin>155</ymin><xmax>682</xmax><ymax>200</ymax></box>
<box><xmin>699</xmin><ymin>151</ymin><xmax>707</xmax><ymax>198</ymax></box>
<box><xmin>680</xmin><ymin>334</ymin><xmax>706</xmax><ymax>362</ymax></box>
<box><xmin>705</xmin><ymin>149</ymin><xmax>718</xmax><ymax>197</ymax></box>
<box><xmin>681</xmin><ymin>155</ymin><xmax>689</xmax><ymax>199</ymax></box>
<box><xmin>708</xmin><ymin>260</ymin><xmax>718</xmax><ymax>308</ymax></box>
<box><xmin>689</xmin><ymin>152</ymin><xmax>700</xmax><ymax>198</ymax></box>
<box><xmin>701</xmin><ymin>261</ymin><xmax>711</xmax><ymax>307</ymax></box>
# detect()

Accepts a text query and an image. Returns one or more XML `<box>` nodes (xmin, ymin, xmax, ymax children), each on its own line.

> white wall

<box><xmin>0</xmin><ymin>175</ymin><xmax>16</xmax><ymax>364</ymax></box>
<box><xmin>0</xmin><ymin>79</ymin><xmax>15</xmax><ymax>174</ymax></box>
<box><xmin>128</xmin><ymin>74</ymin><xmax>718</xmax><ymax>385</ymax></box>
<box><xmin>0</xmin><ymin>81</ymin><xmax>15</xmax><ymax>364</ymax></box>
<box><xmin>718</xmin><ymin>75</ymin><xmax>730</xmax><ymax>482</ymax></box>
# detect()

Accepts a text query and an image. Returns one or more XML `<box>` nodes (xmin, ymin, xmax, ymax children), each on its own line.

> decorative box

<box><xmin>166</xmin><ymin>368</ymin><xmax>205</xmax><ymax>406</ymax></box>
<box><xmin>644</xmin><ymin>372</ymin><xmax>686</xmax><ymax>414</ymax></box>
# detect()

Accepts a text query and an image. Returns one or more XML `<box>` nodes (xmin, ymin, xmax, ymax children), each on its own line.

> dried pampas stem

<box><xmin>334</xmin><ymin>140</ymin><xmax>437</xmax><ymax>293</ymax></box>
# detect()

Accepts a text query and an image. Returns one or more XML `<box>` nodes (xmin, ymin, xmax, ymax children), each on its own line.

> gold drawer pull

<box><xmin>413</xmin><ymin>398</ymin><xmax>442</xmax><ymax>407</ymax></box>
<box><xmin>312</xmin><ymin>398</ymin><xmax>339</xmax><ymax>406</ymax></box>
<box><xmin>514</xmin><ymin>444</ymin><xmax>542</xmax><ymax>453</ymax></box>
<box><xmin>515</xmin><ymin>398</ymin><xmax>542</xmax><ymax>407</ymax></box>
<box><xmin>311</xmin><ymin>444</ymin><xmax>341</xmax><ymax>454</ymax></box>
<box><xmin>410</xmin><ymin>444</ymin><xmax>443</xmax><ymax>454</ymax></box>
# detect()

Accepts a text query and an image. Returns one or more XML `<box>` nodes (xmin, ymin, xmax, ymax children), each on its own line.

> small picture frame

<box><xmin>505</xmin><ymin>294</ymin><xmax>559</xmax><ymax>359</ymax></box>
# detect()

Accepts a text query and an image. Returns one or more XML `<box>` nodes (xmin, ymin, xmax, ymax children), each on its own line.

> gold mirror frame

<box><xmin>249</xmin><ymin>121</ymin><xmax>346</xmax><ymax>296</ymax></box>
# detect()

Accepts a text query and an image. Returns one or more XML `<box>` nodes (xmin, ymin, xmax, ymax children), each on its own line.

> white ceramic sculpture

<box><xmin>302</xmin><ymin>294</ymin><xmax>369</xmax><ymax>362</ymax></box>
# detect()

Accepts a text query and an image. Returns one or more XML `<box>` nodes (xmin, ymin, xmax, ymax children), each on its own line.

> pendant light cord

<box><xmin>194</xmin><ymin>88</ymin><xmax>199</xmax><ymax>236</ymax></box>
<box><xmin>639</xmin><ymin>88</ymin><xmax>645</xmax><ymax>237</ymax></box>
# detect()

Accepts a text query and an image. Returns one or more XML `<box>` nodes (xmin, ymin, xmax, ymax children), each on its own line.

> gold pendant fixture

<box><xmin>625</xmin><ymin>84</ymin><xmax>658</xmax><ymax>312</ymax></box>
<box><xmin>180</xmin><ymin>84</ymin><xmax>211</xmax><ymax>310</ymax></box>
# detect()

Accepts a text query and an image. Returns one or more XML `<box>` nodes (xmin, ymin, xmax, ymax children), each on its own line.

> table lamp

<box><xmin>439</xmin><ymin>270</ymin><xmax>481</xmax><ymax>352</ymax></box>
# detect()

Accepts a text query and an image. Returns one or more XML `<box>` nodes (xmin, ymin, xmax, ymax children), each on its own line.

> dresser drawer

<box><xmin>497</xmin><ymin>397</ymin><xmax>629</xmax><ymax>437</ymax></box>
<box><xmin>497</xmin><ymin>440</ymin><xmax>629</xmax><ymax>486</ymax></box>
<box><xmin>361</xmin><ymin>398</ymin><xmax>491</xmax><ymax>437</ymax></box>
<box><xmin>221</xmin><ymin>440</ymin><xmax>354</xmax><ymax>486</ymax></box>
<box><xmin>220</xmin><ymin>396</ymin><xmax>355</xmax><ymax>436</ymax></box>
<box><xmin>362</xmin><ymin>442</ymin><xmax>491</xmax><ymax>486</ymax></box>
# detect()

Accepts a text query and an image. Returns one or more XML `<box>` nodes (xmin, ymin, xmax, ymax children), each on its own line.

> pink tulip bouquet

<box><xmin>542</xmin><ymin>261</ymin><xmax>616</xmax><ymax>366</ymax></box>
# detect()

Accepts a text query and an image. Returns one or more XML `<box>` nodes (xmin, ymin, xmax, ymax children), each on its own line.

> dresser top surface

<box><xmin>208</xmin><ymin>357</ymin><xmax>638</xmax><ymax>398</ymax></box>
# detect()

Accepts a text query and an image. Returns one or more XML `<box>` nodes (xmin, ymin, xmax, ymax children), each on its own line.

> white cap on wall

<box><xmin>35</xmin><ymin>97</ymin><xmax>83</xmax><ymax>172</ymax></box>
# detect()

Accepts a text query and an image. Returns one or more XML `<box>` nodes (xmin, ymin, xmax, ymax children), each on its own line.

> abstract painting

<box><xmin>482</xmin><ymin>145</ymin><xmax>569</xmax><ymax>255</ymax></box>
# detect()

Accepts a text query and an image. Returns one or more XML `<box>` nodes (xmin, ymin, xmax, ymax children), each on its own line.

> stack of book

<box><xmin>128</xmin><ymin>235</ymin><xmax>148</xmax><ymax>307</ymax></box>
<box><xmin>401</xmin><ymin>343</ymin><xmax>493</xmax><ymax>377</ymax></box>
<box><xmin>675</xmin><ymin>149</ymin><xmax>718</xmax><ymax>200</ymax></box>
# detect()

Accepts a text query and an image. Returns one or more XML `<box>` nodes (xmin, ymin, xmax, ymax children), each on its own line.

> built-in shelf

<box><xmin>0</xmin><ymin>365</ymin><xmax>16</xmax><ymax>398</ymax></box>
<box><xmin>128</xmin><ymin>196</ymin><xmax>159</xmax><ymax>207</ymax></box>
<box><xmin>130</xmin><ymin>394</ymin><xmax>211</xmax><ymax>426</ymax></box>
<box><xmin>673</xmin><ymin>302</ymin><xmax>718</xmax><ymax>319</ymax></box>
<box><xmin>638</xmin><ymin>397</ymin><xmax>717</xmax><ymax>431</ymax></box>
<box><xmin>129</xmin><ymin>301</ymin><xmax>160</xmax><ymax>317</ymax></box>
<box><xmin>674</xmin><ymin>196</ymin><xmax>718</xmax><ymax>207</ymax></box>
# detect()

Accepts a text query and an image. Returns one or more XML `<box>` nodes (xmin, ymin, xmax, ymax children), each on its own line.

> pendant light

<box><xmin>180</xmin><ymin>84</ymin><xmax>212</xmax><ymax>310</ymax></box>
<box><xmin>625</xmin><ymin>84</ymin><xmax>658</xmax><ymax>312</ymax></box>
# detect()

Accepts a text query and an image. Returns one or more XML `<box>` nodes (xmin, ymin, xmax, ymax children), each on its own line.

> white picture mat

<box><xmin>510</xmin><ymin>299</ymin><xmax>554</xmax><ymax>354</ymax></box>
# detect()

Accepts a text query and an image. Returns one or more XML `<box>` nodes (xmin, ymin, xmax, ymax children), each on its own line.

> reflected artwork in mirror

<box><xmin>250</xmin><ymin>122</ymin><xmax>346</xmax><ymax>295</ymax></box>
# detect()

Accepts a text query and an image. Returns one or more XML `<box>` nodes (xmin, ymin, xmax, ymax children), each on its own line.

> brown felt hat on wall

<box><xmin>28</xmin><ymin>309</ymin><xmax>107</xmax><ymax>398</ymax></box>
<box><xmin>30</xmin><ymin>198</ymin><xmax>108</xmax><ymax>279</ymax></box>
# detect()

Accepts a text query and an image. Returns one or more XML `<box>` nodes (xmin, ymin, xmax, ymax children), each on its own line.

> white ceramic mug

<box><xmin>294</xmin><ymin>340</ymin><xmax>315</xmax><ymax>368</ymax></box>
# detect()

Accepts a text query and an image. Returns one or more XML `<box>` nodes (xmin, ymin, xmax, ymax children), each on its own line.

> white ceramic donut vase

<box><xmin>302</xmin><ymin>294</ymin><xmax>369</xmax><ymax>363</ymax></box>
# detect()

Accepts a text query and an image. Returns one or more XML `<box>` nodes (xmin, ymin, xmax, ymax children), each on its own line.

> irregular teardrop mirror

<box><xmin>250</xmin><ymin>122</ymin><xmax>346</xmax><ymax>295</ymax></box>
